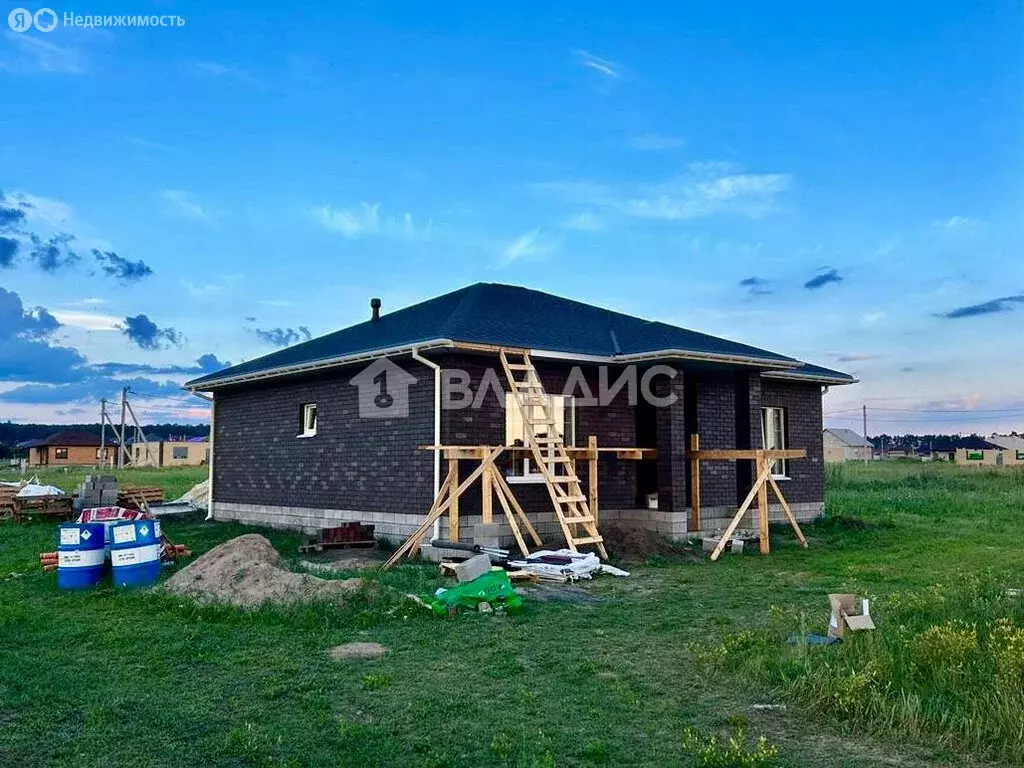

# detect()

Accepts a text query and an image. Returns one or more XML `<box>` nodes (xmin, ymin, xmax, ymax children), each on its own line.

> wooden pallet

<box><xmin>117</xmin><ymin>486</ymin><xmax>165</xmax><ymax>510</ymax></box>
<box><xmin>499</xmin><ymin>349</ymin><xmax>608</xmax><ymax>559</ymax></box>
<box><xmin>14</xmin><ymin>496</ymin><xmax>74</xmax><ymax>523</ymax></box>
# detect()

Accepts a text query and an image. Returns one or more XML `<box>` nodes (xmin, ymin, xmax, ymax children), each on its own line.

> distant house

<box><xmin>823</xmin><ymin>428</ymin><xmax>873</xmax><ymax>463</ymax></box>
<box><xmin>22</xmin><ymin>430</ymin><xmax>115</xmax><ymax>467</ymax></box>
<box><xmin>131</xmin><ymin>437</ymin><xmax>209</xmax><ymax>467</ymax></box>
<box><xmin>953</xmin><ymin>436</ymin><xmax>1017</xmax><ymax>467</ymax></box>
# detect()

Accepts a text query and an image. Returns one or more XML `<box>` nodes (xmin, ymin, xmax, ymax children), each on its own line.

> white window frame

<box><xmin>505</xmin><ymin>394</ymin><xmax>575</xmax><ymax>483</ymax></box>
<box><xmin>761</xmin><ymin>406</ymin><xmax>789</xmax><ymax>479</ymax></box>
<box><xmin>298</xmin><ymin>403</ymin><xmax>318</xmax><ymax>438</ymax></box>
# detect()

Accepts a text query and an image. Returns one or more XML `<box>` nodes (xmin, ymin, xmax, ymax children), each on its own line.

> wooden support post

<box><xmin>767</xmin><ymin>473</ymin><xmax>809</xmax><ymax>548</ymax></box>
<box><xmin>756</xmin><ymin>451</ymin><xmax>770</xmax><ymax>555</ymax></box>
<box><xmin>710</xmin><ymin>461</ymin><xmax>772</xmax><ymax>561</ymax></box>
<box><xmin>689</xmin><ymin>434</ymin><xmax>701</xmax><ymax>531</ymax></box>
<box><xmin>492</xmin><ymin>470</ymin><xmax>543</xmax><ymax>547</ymax></box>
<box><xmin>448</xmin><ymin>457</ymin><xmax>460</xmax><ymax>542</ymax></box>
<box><xmin>482</xmin><ymin>462</ymin><xmax>493</xmax><ymax>525</ymax></box>
<box><xmin>588</xmin><ymin>435</ymin><xmax>599</xmax><ymax>524</ymax></box>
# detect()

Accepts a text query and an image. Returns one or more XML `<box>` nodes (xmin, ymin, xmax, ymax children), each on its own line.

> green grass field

<box><xmin>1</xmin><ymin>462</ymin><xmax>1022</xmax><ymax>767</ymax></box>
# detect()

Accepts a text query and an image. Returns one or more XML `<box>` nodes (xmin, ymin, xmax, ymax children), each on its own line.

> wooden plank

<box><xmin>448</xmin><ymin>457</ymin><xmax>460</xmax><ymax>542</ymax></box>
<box><xmin>491</xmin><ymin>469</ymin><xmax>543</xmax><ymax>546</ymax></box>
<box><xmin>481</xmin><ymin>462</ymin><xmax>493</xmax><ymax>524</ymax></box>
<box><xmin>757</xmin><ymin>453</ymin><xmax>770</xmax><ymax>555</ymax></box>
<box><xmin>491</xmin><ymin>469</ymin><xmax>530</xmax><ymax>557</ymax></box>
<box><xmin>382</xmin><ymin>463</ymin><xmax>454</xmax><ymax>569</ymax></box>
<box><xmin>710</xmin><ymin>462</ymin><xmax>772</xmax><ymax>561</ymax></box>
<box><xmin>588</xmin><ymin>435</ymin><xmax>599</xmax><ymax>525</ymax></box>
<box><xmin>688</xmin><ymin>448</ymin><xmax>807</xmax><ymax>461</ymax></box>
<box><xmin>689</xmin><ymin>434</ymin><xmax>701</xmax><ymax>532</ymax></box>
<box><xmin>767</xmin><ymin>473</ymin><xmax>809</xmax><ymax>548</ymax></box>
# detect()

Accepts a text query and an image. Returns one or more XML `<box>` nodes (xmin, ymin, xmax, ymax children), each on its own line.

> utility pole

<box><xmin>118</xmin><ymin>386</ymin><xmax>129</xmax><ymax>469</ymax></box>
<box><xmin>863</xmin><ymin>404</ymin><xmax>869</xmax><ymax>462</ymax></box>
<box><xmin>99</xmin><ymin>398</ymin><xmax>107</xmax><ymax>468</ymax></box>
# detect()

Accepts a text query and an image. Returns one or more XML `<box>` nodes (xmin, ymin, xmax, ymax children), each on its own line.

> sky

<box><xmin>1</xmin><ymin>1</ymin><xmax>1022</xmax><ymax>435</ymax></box>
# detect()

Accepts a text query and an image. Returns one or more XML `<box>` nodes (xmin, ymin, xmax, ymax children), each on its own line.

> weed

<box><xmin>681</xmin><ymin>725</ymin><xmax>781</xmax><ymax>767</ymax></box>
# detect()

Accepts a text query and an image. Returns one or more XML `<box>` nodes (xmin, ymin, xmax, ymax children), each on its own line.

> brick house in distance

<box><xmin>185</xmin><ymin>284</ymin><xmax>856</xmax><ymax>546</ymax></box>
<box><xmin>23</xmin><ymin>430</ymin><xmax>115</xmax><ymax>467</ymax></box>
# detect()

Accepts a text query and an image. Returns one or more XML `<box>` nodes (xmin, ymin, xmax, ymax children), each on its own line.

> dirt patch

<box><xmin>600</xmin><ymin>523</ymin><xmax>700</xmax><ymax>564</ymax></box>
<box><xmin>518</xmin><ymin>584</ymin><xmax>604</xmax><ymax>604</ymax></box>
<box><xmin>164</xmin><ymin>534</ymin><xmax>363</xmax><ymax>608</ymax></box>
<box><xmin>327</xmin><ymin>642</ymin><xmax>387</xmax><ymax>661</ymax></box>
<box><xmin>301</xmin><ymin>548</ymin><xmax>388</xmax><ymax>572</ymax></box>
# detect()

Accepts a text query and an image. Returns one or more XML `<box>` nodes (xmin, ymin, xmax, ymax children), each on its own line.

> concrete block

<box><xmin>452</xmin><ymin>553</ymin><xmax>492</xmax><ymax>583</ymax></box>
<box><xmin>473</xmin><ymin>523</ymin><xmax>502</xmax><ymax>548</ymax></box>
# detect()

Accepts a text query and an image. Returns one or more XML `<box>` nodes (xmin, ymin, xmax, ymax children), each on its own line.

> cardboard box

<box><xmin>828</xmin><ymin>593</ymin><xmax>876</xmax><ymax>637</ymax></box>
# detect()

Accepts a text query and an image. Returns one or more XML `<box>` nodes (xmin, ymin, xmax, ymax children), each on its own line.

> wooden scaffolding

<box><xmin>688</xmin><ymin>434</ymin><xmax>810</xmax><ymax>560</ymax></box>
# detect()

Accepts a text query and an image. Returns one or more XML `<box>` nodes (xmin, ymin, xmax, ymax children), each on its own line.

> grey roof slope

<box><xmin>824</xmin><ymin>428</ymin><xmax>873</xmax><ymax>448</ymax></box>
<box><xmin>187</xmin><ymin>283</ymin><xmax>856</xmax><ymax>389</ymax></box>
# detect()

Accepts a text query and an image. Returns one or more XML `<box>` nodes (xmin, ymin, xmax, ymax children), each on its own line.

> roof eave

<box><xmin>764</xmin><ymin>370</ymin><xmax>859</xmax><ymax>385</ymax></box>
<box><xmin>184</xmin><ymin>339</ymin><xmax>457</xmax><ymax>391</ymax></box>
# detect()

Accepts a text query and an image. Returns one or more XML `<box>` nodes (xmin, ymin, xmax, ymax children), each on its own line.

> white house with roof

<box><xmin>823</xmin><ymin>428</ymin><xmax>873</xmax><ymax>463</ymax></box>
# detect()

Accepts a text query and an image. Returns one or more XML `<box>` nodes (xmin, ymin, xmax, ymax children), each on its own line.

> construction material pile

<box><xmin>164</xmin><ymin>534</ymin><xmax>362</xmax><ymax>608</ymax></box>
<box><xmin>174</xmin><ymin>478</ymin><xmax>209</xmax><ymax>508</ymax></box>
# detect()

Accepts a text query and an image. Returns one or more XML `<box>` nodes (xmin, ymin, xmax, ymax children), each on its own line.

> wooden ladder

<box><xmin>499</xmin><ymin>349</ymin><xmax>608</xmax><ymax>559</ymax></box>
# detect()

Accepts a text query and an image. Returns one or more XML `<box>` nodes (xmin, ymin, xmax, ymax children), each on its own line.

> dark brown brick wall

<box><xmin>760</xmin><ymin>379</ymin><xmax>825</xmax><ymax>504</ymax></box>
<box><xmin>212</xmin><ymin>359</ymin><xmax>435</xmax><ymax>513</ymax></box>
<box><xmin>694</xmin><ymin>373</ymin><xmax>737</xmax><ymax>508</ymax></box>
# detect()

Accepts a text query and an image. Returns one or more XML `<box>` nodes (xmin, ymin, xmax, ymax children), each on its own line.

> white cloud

<box><xmin>498</xmin><ymin>229</ymin><xmax>557</xmax><ymax>267</ymax></box>
<box><xmin>160</xmin><ymin>189</ymin><xmax>212</xmax><ymax>223</ymax></box>
<box><xmin>932</xmin><ymin>215</ymin><xmax>984</xmax><ymax>229</ymax></box>
<box><xmin>573</xmin><ymin>49</ymin><xmax>622</xmax><ymax>79</ymax></box>
<box><xmin>313</xmin><ymin>203</ymin><xmax>431</xmax><ymax>240</ymax></box>
<box><xmin>191</xmin><ymin>61</ymin><xmax>261</xmax><ymax>86</ymax></box>
<box><xmin>0</xmin><ymin>32</ymin><xmax>85</xmax><ymax>74</ymax></box>
<box><xmin>860</xmin><ymin>311</ymin><xmax>886</xmax><ymax>327</ymax></box>
<box><xmin>629</xmin><ymin>134</ymin><xmax>686</xmax><ymax>151</ymax></box>
<box><xmin>537</xmin><ymin>164</ymin><xmax>792</xmax><ymax>223</ymax></box>
<box><xmin>181</xmin><ymin>280</ymin><xmax>226</xmax><ymax>299</ymax></box>
<box><xmin>51</xmin><ymin>309</ymin><xmax>121</xmax><ymax>331</ymax></box>
<box><xmin>561</xmin><ymin>212</ymin><xmax>606</xmax><ymax>231</ymax></box>
<box><xmin>11</xmin><ymin>192</ymin><xmax>75</xmax><ymax>228</ymax></box>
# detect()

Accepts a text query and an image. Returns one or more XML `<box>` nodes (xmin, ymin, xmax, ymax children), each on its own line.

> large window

<box><xmin>54</xmin><ymin>447</ymin><xmax>68</xmax><ymax>461</ymax></box>
<box><xmin>505</xmin><ymin>394</ymin><xmax>575</xmax><ymax>482</ymax></box>
<box><xmin>172</xmin><ymin>446</ymin><xmax>189</xmax><ymax>460</ymax></box>
<box><xmin>298</xmin><ymin>403</ymin><xmax>317</xmax><ymax>438</ymax></box>
<box><xmin>761</xmin><ymin>406</ymin><xmax>788</xmax><ymax>478</ymax></box>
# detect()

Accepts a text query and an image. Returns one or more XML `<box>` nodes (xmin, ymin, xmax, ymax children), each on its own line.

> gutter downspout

<box><xmin>412</xmin><ymin>347</ymin><xmax>442</xmax><ymax>541</ymax></box>
<box><xmin>205</xmin><ymin>392</ymin><xmax>215</xmax><ymax>521</ymax></box>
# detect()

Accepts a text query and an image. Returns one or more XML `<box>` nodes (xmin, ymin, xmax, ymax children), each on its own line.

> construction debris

<box><xmin>507</xmin><ymin>549</ymin><xmax>630</xmax><ymax>583</ymax></box>
<box><xmin>298</xmin><ymin>523</ymin><xmax>375</xmax><ymax>554</ymax></box>
<box><xmin>450</xmin><ymin>553</ymin><xmax>492</xmax><ymax>583</ymax></box>
<box><xmin>12</xmin><ymin>486</ymin><xmax>73</xmax><ymax>522</ymax></box>
<box><xmin>118</xmin><ymin>486</ymin><xmax>165</xmax><ymax>510</ymax></box>
<box><xmin>174</xmin><ymin>478</ymin><xmax>210</xmax><ymax>508</ymax></box>
<box><xmin>426</xmin><ymin>569</ymin><xmax>523</xmax><ymax>616</ymax></box>
<box><xmin>164</xmin><ymin>534</ymin><xmax>362</xmax><ymax>608</ymax></box>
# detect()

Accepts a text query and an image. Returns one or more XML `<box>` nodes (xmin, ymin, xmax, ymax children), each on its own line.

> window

<box><xmin>505</xmin><ymin>394</ymin><xmax>575</xmax><ymax>482</ymax></box>
<box><xmin>54</xmin><ymin>447</ymin><xmax>68</xmax><ymax>460</ymax></box>
<box><xmin>172</xmin><ymin>447</ymin><xmax>188</xmax><ymax>460</ymax></box>
<box><xmin>298</xmin><ymin>403</ymin><xmax>317</xmax><ymax>437</ymax></box>
<box><xmin>761</xmin><ymin>406</ymin><xmax>788</xmax><ymax>478</ymax></box>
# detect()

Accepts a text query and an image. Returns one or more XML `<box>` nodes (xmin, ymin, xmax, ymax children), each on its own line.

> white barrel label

<box><xmin>113</xmin><ymin>525</ymin><xmax>137</xmax><ymax>544</ymax></box>
<box><xmin>111</xmin><ymin>544</ymin><xmax>161</xmax><ymax>566</ymax></box>
<box><xmin>60</xmin><ymin>528</ymin><xmax>81</xmax><ymax>546</ymax></box>
<box><xmin>58</xmin><ymin>549</ymin><xmax>104</xmax><ymax>568</ymax></box>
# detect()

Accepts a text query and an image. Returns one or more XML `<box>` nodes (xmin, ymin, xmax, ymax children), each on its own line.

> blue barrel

<box><xmin>110</xmin><ymin>520</ymin><xmax>162</xmax><ymax>588</ymax></box>
<box><xmin>57</xmin><ymin>523</ymin><xmax>106</xmax><ymax>590</ymax></box>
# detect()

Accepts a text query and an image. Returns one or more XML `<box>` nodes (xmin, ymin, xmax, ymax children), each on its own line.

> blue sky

<box><xmin>1</xmin><ymin>1</ymin><xmax>1022</xmax><ymax>434</ymax></box>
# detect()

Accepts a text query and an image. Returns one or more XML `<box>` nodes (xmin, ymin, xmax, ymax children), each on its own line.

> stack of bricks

<box><xmin>76</xmin><ymin>475</ymin><xmax>118</xmax><ymax>509</ymax></box>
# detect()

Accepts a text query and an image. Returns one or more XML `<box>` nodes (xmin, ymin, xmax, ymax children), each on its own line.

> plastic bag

<box><xmin>426</xmin><ymin>570</ymin><xmax>523</xmax><ymax>616</ymax></box>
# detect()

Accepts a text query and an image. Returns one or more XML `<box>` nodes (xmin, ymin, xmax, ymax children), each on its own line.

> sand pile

<box><xmin>164</xmin><ymin>534</ymin><xmax>363</xmax><ymax>608</ymax></box>
<box><xmin>175</xmin><ymin>479</ymin><xmax>210</xmax><ymax>507</ymax></box>
<box><xmin>600</xmin><ymin>523</ymin><xmax>700</xmax><ymax>563</ymax></box>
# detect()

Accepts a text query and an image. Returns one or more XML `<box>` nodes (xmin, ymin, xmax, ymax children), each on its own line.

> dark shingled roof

<box><xmin>187</xmin><ymin>283</ymin><xmax>856</xmax><ymax>389</ymax></box>
<box><xmin>38</xmin><ymin>430</ymin><xmax>103</xmax><ymax>447</ymax></box>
